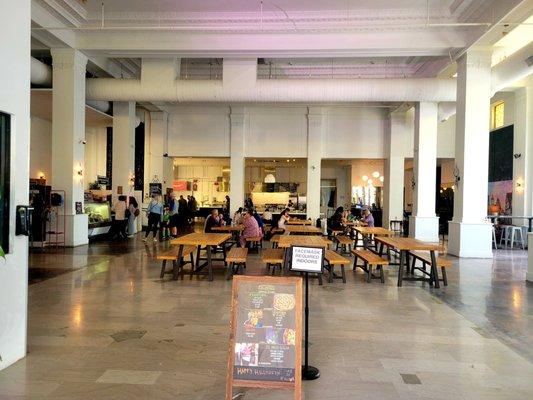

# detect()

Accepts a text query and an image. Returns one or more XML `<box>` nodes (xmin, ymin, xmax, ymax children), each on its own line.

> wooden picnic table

<box><xmin>170</xmin><ymin>233</ymin><xmax>231</xmax><ymax>281</ymax></box>
<box><xmin>285</xmin><ymin>225</ymin><xmax>323</xmax><ymax>235</ymax></box>
<box><xmin>277</xmin><ymin>235</ymin><xmax>332</xmax><ymax>249</ymax></box>
<box><xmin>353</xmin><ymin>226</ymin><xmax>394</xmax><ymax>249</ymax></box>
<box><xmin>287</xmin><ymin>219</ymin><xmax>313</xmax><ymax>225</ymax></box>
<box><xmin>211</xmin><ymin>225</ymin><xmax>244</xmax><ymax>247</ymax></box>
<box><xmin>373</xmin><ymin>236</ymin><xmax>442</xmax><ymax>288</ymax></box>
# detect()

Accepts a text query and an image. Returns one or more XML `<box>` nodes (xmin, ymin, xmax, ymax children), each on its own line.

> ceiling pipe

<box><xmin>86</xmin><ymin>77</ymin><xmax>457</xmax><ymax>102</ymax></box>
<box><xmin>31</xmin><ymin>56</ymin><xmax>111</xmax><ymax>113</ymax></box>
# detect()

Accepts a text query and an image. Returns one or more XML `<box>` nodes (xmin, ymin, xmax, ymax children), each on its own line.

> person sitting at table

<box><xmin>277</xmin><ymin>209</ymin><xmax>290</xmax><ymax>235</ymax></box>
<box><xmin>262</xmin><ymin>207</ymin><xmax>273</xmax><ymax>223</ymax></box>
<box><xmin>239</xmin><ymin>210</ymin><xmax>263</xmax><ymax>247</ymax></box>
<box><xmin>329</xmin><ymin>207</ymin><xmax>344</xmax><ymax>231</ymax></box>
<box><xmin>204</xmin><ymin>209</ymin><xmax>224</xmax><ymax>233</ymax></box>
<box><xmin>252</xmin><ymin>209</ymin><xmax>265</xmax><ymax>234</ymax></box>
<box><xmin>347</xmin><ymin>207</ymin><xmax>359</xmax><ymax>222</ymax></box>
<box><xmin>233</xmin><ymin>207</ymin><xmax>244</xmax><ymax>225</ymax></box>
<box><xmin>361</xmin><ymin>208</ymin><xmax>375</xmax><ymax>227</ymax></box>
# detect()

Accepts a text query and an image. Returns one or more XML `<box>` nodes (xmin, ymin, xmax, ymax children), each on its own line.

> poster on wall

<box><xmin>488</xmin><ymin>181</ymin><xmax>513</xmax><ymax>215</ymax></box>
<box><xmin>172</xmin><ymin>180</ymin><xmax>187</xmax><ymax>192</ymax></box>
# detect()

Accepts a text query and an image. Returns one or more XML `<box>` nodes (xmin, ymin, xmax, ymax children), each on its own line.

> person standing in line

<box><xmin>190</xmin><ymin>195</ymin><xmax>198</xmax><ymax>224</ymax></box>
<box><xmin>178</xmin><ymin>195</ymin><xmax>188</xmax><ymax>227</ymax></box>
<box><xmin>168</xmin><ymin>192</ymin><xmax>179</xmax><ymax>237</ymax></box>
<box><xmin>111</xmin><ymin>195</ymin><xmax>128</xmax><ymax>240</ymax></box>
<box><xmin>144</xmin><ymin>194</ymin><xmax>163</xmax><ymax>242</ymax></box>
<box><xmin>127</xmin><ymin>196</ymin><xmax>139</xmax><ymax>237</ymax></box>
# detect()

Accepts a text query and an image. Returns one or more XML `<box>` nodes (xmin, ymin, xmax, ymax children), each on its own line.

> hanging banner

<box><xmin>172</xmin><ymin>180</ymin><xmax>188</xmax><ymax>191</ymax></box>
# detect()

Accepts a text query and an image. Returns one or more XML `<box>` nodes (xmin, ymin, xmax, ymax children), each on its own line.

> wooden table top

<box><xmin>211</xmin><ymin>225</ymin><xmax>244</xmax><ymax>232</ymax></box>
<box><xmin>374</xmin><ymin>236</ymin><xmax>441</xmax><ymax>251</ymax></box>
<box><xmin>344</xmin><ymin>221</ymin><xmax>365</xmax><ymax>227</ymax></box>
<box><xmin>354</xmin><ymin>227</ymin><xmax>394</xmax><ymax>236</ymax></box>
<box><xmin>287</xmin><ymin>219</ymin><xmax>313</xmax><ymax>225</ymax></box>
<box><xmin>170</xmin><ymin>232</ymin><xmax>232</xmax><ymax>246</ymax></box>
<box><xmin>285</xmin><ymin>225</ymin><xmax>322</xmax><ymax>234</ymax></box>
<box><xmin>278</xmin><ymin>235</ymin><xmax>332</xmax><ymax>248</ymax></box>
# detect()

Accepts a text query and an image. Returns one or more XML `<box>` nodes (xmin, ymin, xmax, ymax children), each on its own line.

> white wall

<box><xmin>323</xmin><ymin>107</ymin><xmax>387</xmax><ymax>158</ymax></box>
<box><xmin>85</xmin><ymin>127</ymin><xmax>107</xmax><ymax>187</ymax></box>
<box><xmin>437</xmin><ymin>114</ymin><xmax>456</xmax><ymax>158</ymax></box>
<box><xmin>321</xmin><ymin>165</ymin><xmax>351</xmax><ymax>208</ymax></box>
<box><xmin>167</xmin><ymin>106</ymin><xmax>230</xmax><ymax>157</ymax></box>
<box><xmin>0</xmin><ymin>0</ymin><xmax>30</xmax><ymax>370</ymax></box>
<box><xmin>30</xmin><ymin>116</ymin><xmax>52</xmax><ymax>180</ymax></box>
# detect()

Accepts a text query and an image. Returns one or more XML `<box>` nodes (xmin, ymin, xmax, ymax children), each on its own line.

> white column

<box><xmin>528</xmin><ymin>234</ymin><xmax>533</xmax><ymax>282</ymax></box>
<box><xmin>383</xmin><ymin>111</ymin><xmax>409</xmax><ymax>229</ymax></box>
<box><xmin>51</xmin><ymin>48</ymin><xmax>89</xmax><ymax>246</ymax></box>
<box><xmin>513</xmin><ymin>77</ymin><xmax>533</xmax><ymax>224</ymax></box>
<box><xmin>409</xmin><ymin>102</ymin><xmax>439</xmax><ymax>241</ymax></box>
<box><xmin>112</xmin><ymin>101</ymin><xmax>136</xmax><ymax>202</ymax></box>
<box><xmin>0</xmin><ymin>0</ymin><xmax>30</xmax><ymax>371</ymax></box>
<box><xmin>448</xmin><ymin>50</ymin><xmax>493</xmax><ymax>258</ymax></box>
<box><xmin>230</xmin><ymin>107</ymin><xmax>246</xmax><ymax>215</ymax></box>
<box><xmin>307</xmin><ymin>107</ymin><xmax>324</xmax><ymax>221</ymax></box>
<box><xmin>145</xmin><ymin>111</ymin><xmax>169</xmax><ymax>196</ymax></box>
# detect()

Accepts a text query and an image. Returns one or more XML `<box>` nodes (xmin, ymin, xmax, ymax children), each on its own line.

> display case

<box><xmin>85</xmin><ymin>201</ymin><xmax>111</xmax><ymax>230</ymax></box>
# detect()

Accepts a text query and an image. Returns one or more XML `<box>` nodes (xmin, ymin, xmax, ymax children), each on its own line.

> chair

<box><xmin>508</xmin><ymin>226</ymin><xmax>525</xmax><ymax>250</ymax></box>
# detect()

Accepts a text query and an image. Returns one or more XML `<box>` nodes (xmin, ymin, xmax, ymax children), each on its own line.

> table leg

<box><xmin>378</xmin><ymin>242</ymin><xmax>384</xmax><ymax>257</ymax></box>
<box><xmin>397</xmin><ymin>250</ymin><xmax>405</xmax><ymax>287</ymax></box>
<box><xmin>405</xmin><ymin>252</ymin><xmax>411</xmax><ymax>275</ymax></box>
<box><xmin>173</xmin><ymin>245</ymin><xmax>184</xmax><ymax>280</ymax></box>
<box><xmin>207</xmin><ymin>245</ymin><xmax>214</xmax><ymax>282</ymax></box>
<box><xmin>429</xmin><ymin>250</ymin><xmax>440</xmax><ymax>289</ymax></box>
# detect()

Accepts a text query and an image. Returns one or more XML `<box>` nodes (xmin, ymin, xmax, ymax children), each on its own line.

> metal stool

<box><xmin>499</xmin><ymin>225</ymin><xmax>512</xmax><ymax>248</ymax></box>
<box><xmin>508</xmin><ymin>226</ymin><xmax>525</xmax><ymax>250</ymax></box>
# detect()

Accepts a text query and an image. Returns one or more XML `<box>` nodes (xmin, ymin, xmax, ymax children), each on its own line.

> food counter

<box><xmin>85</xmin><ymin>201</ymin><xmax>112</xmax><ymax>238</ymax></box>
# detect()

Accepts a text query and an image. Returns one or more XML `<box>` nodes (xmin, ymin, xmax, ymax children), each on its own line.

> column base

<box><xmin>64</xmin><ymin>214</ymin><xmax>89</xmax><ymax>247</ymax></box>
<box><xmin>408</xmin><ymin>216</ymin><xmax>439</xmax><ymax>242</ymax></box>
<box><xmin>526</xmin><ymin>232</ymin><xmax>533</xmax><ymax>283</ymax></box>
<box><xmin>448</xmin><ymin>221</ymin><xmax>493</xmax><ymax>258</ymax></box>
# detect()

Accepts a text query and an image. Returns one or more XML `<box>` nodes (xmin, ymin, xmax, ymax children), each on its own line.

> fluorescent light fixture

<box><xmin>372</xmin><ymin>171</ymin><xmax>380</xmax><ymax>178</ymax></box>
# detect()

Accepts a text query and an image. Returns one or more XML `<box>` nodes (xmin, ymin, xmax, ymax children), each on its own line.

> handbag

<box><xmin>134</xmin><ymin>208</ymin><xmax>140</xmax><ymax>217</ymax></box>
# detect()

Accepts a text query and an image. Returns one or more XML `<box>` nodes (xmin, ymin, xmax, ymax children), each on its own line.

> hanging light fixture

<box><xmin>379</xmin><ymin>176</ymin><xmax>384</xmax><ymax>182</ymax></box>
<box><xmin>372</xmin><ymin>171</ymin><xmax>380</xmax><ymax>178</ymax></box>
<box><xmin>367</xmin><ymin>179</ymin><xmax>373</xmax><ymax>185</ymax></box>
<box><xmin>264</xmin><ymin>174</ymin><xmax>276</xmax><ymax>183</ymax></box>
<box><xmin>362</xmin><ymin>175</ymin><xmax>368</xmax><ymax>182</ymax></box>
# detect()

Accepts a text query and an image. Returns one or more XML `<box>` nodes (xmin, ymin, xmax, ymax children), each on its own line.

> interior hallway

<box><xmin>0</xmin><ymin>234</ymin><xmax>531</xmax><ymax>399</ymax></box>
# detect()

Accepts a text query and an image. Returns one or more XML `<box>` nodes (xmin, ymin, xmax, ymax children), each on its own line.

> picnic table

<box><xmin>170</xmin><ymin>233</ymin><xmax>231</xmax><ymax>281</ymax></box>
<box><xmin>287</xmin><ymin>219</ymin><xmax>313</xmax><ymax>225</ymax></box>
<box><xmin>285</xmin><ymin>225</ymin><xmax>323</xmax><ymax>235</ymax></box>
<box><xmin>211</xmin><ymin>225</ymin><xmax>244</xmax><ymax>247</ymax></box>
<box><xmin>374</xmin><ymin>236</ymin><xmax>442</xmax><ymax>288</ymax></box>
<box><xmin>353</xmin><ymin>226</ymin><xmax>394</xmax><ymax>249</ymax></box>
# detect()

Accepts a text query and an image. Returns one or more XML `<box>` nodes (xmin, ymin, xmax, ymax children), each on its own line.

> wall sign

<box><xmin>149</xmin><ymin>182</ymin><xmax>162</xmax><ymax>196</ymax></box>
<box><xmin>172</xmin><ymin>180</ymin><xmax>187</xmax><ymax>192</ymax></box>
<box><xmin>290</xmin><ymin>246</ymin><xmax>324</xmax><ymax>274</ymax></box>
<box><xmin>226</xmin><ymin>275</ymin><xmax>302</xmax><ymax>400</ymax></box>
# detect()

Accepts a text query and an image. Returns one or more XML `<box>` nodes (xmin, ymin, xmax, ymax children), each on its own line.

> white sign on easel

<box><xmin>290</xmin><ymin>246</ymin><xmax>324</xmax><ymax>273</ymax></box>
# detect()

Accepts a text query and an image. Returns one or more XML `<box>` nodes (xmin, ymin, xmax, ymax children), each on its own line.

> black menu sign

<box><xmin>226</xmin><ymin>276</ymin><xmax>302</xmax><ymax>400</ymax></box>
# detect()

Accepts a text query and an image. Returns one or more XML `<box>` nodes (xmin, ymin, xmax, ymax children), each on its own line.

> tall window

<box><xmin>0</xmin><ymin>112</ymin><xmax>10</xmax><ymax>252</ymax></box>
<box><xmin>491</xmin><ymin>101</ymin><xmax>505</xmax><ymax>130</ymax></box>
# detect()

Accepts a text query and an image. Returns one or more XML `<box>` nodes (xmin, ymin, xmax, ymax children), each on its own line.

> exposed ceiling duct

<box><xmin>86</xmin><ymin>77</ymin><xmax>457</xmax><ymax>103</ymax></box>
<box><xmin>491</xmin><ymin>41</ymin><xmax>533</xmax><ymax>94</ymax></box>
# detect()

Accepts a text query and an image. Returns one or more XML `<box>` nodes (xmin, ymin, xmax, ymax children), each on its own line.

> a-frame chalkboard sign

<box><xmin>226</xmin><ymin>275</ymin><xmax>302</xmax><ymax>400</ymax></box>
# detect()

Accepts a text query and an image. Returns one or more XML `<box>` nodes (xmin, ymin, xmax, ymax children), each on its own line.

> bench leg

<box><xmin>207</xmin><ymin>246</ymin><xmax>214</xmax><ymax>282</ymax></box>
<box><xmin>329</xmin><ymin>264</ymin><xmax>334</xmax><ymax>284</ymax></box>
<box><xmin>352</xmin><ymin>255</ymin><xmax>358</xmax><ymax>271</ymax></box>
<box><xmin>397</xmin><ymin>250</ymin><xmax>405</xmax><ymax>287</ymax></box>
<box><xmin>441</xmin><ymin>267</ymin><xmax>448</xmax><ymax>286</ymax></box>
<box><xmin>195</xmin><ymin>246</ymin><xmax>201</xmax><ymax>268</ymax></box>
<box><xmin>341</xmin><ymin>265</ymin><xmax>346</xmax><ymax>283</ymax></box>
<box><xmin>160</xmin><ymin>260</ymin><xmax>167</xmax><ymax>279</ymax></box>
<box><xmin>173</xmin><ymin>245</ymin><xmax>184</xmax><ymax>281</ymax></box>
<box><xmin>222</xmin><ymin>245</ymin><xmax>227</xmax><ymax>266</ymax></box>
<box><xmin>367</xmin><ymin>264</ymin><xmax>373</xmax><ymax>283</ymax></box>
<box><xmin>410</xmin><ymin>255</ymin><xmax>416</xmax><ymax>274</ymax></box>
<box><xmin>318</xmin><ymin>273</ymin><xmax>323</xmax><ymax>286</ymax></box>
<box><xmin>186</xmin><ymin>253</ymin><xmax>194</xmax><ymax>279</ymax></box>
<box><xmin>379</xmin><ymin>265</ymin><xmax>385</xmax><ymax>283</ymax></box>
<box><xmin>226</xmin><ymin>262</ymin><xmax>233</xmax><ymax>280</ymax></box>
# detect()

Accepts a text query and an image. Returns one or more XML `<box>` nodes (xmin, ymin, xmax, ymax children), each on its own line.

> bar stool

<box><xmin>492</xmin><ymin>224</ymin><xmax>498</xmax><ymax>249</ymax></box>
<box><xmin>499</xmin><ymin>225</ymin><xmax>512</xmax><ymax>248</ymax></box>
<box><xmin>507</xmin><ymin>226</ymin><xmax>525</xmax><ymax>250</ymax></box>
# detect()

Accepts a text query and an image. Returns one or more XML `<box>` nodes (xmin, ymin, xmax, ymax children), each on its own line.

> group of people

<box><xmin>329</xmin><ymin>206</ymin><xmax>375</xmax><ymax>231</ymax></box>
<box><xmin>110</xmin><ymin>195</ymin><xmax>139</xmax><ymax>240</ymax></box>
<box><xmin>205</xmin><ymin>205</ymin><xmax>265</xmax><ymax>247</ymax></box>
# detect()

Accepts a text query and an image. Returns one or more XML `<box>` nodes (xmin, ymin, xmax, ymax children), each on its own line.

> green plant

<box><xmin>0</xmin><ymin>245</ymin><xmax>4</xmax><ymax>260</ymax></box>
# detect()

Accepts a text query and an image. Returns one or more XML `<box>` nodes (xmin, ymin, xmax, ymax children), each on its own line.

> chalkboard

<box><xmin>149</xmin><ymin>183</ymin><xmax>162</xmax><ymax>196</ymax></box>
<box><xmin>226</xmin><ymin>276</ymin><xmax>302</xmax><ymax>400</ymax></box>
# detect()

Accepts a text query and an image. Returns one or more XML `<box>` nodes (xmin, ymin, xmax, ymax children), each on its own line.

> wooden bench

<box><xmin>324</xmin><ymin>250</ymin><xmax>350</xmax><ymax>283</ymax></box>
<box><xmin>328</xmin><ymin>228</ymin><xmax>345</xmax><ymax>238</ymax></box>
<box><xmin>351</xmin><ymin>249</ymin><xmax>388</xmax><ymax>283</ymax></box>
<box><xmin>270</xmin><ymin>235</ymin><xmax>281</xmax><ymax>248</ymax></box>
<box><xmin>246</xmin><ymin>236</ymin><xmax>263</xmax><ymax>253</ymax></box>
<box><xmin>261</xmin><ymin>249</ymin><xmax>285</xmax><ymax>276</ymax></box>
<box><xmin>335</xmin><ymin>235</ymin><xmax>353</xmax><ymax>255</ymax></box>
<box><xmin>226</xmin><ymin>247</ymin><xmax>248</xmax><ymax>280</ymax></box>
<box><xmin>157</xmin><ymin>245</ymin><xmax>196</xmax><ymax>280</ymax></box>
<box><xmin>409</xmin><ymin>250</ymin><xmax>452</xmax><ymax>286</ymax></box>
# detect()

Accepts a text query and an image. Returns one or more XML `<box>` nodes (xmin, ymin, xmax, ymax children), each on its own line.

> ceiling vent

<box><xmin>526</xmin><ymin>55</ymin><xmax>533</xmax><ymax>67</ymax></box>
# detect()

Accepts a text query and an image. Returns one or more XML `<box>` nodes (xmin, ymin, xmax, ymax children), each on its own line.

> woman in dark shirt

<box><xmin>329</xmin><ymin>207</ymin><xmax>344</xmax><ymax>230</ymax></box>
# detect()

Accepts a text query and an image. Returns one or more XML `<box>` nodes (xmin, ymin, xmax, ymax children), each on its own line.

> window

<box><xmin>0</xmin><ymin>112</ymin><xmax>10</xmax><ymax>252</ymax></box>
<box><xmin>491</xmin><ymin>101</ymin><xmax>505</xmax><ymax>130</ymax></box>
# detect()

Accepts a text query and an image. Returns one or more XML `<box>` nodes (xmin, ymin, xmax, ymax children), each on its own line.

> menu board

<box><xmin>226</xmin><ymin>276</ymin><xmax>302</xmax><ymax>400</ymax></box>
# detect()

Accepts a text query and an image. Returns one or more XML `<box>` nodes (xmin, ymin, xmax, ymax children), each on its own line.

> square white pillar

<box><xmin>51</xmin><ymin>48</ymin><xmax>89</xmax><ymax>246</ymax></box>
<box><xmin>230</xmin><ymin>108</ymin><xmax>246</xmax><ymax>215</ymax></box>
<box><xmin>409</xmin><ymin>102</ymin><xmax>439</xmax><ymax>241</ymax></box>
<box><xmin>112</xmin><ymin>101</ymin><xmax>136</xmax><ymax>202</ymax></box>
<box><xmin>448</xmin><ymin>50</ymin><xmax>493</xmax><ymax>258</ymax></box>
<box><xmin>307</xmin><ymin>108</ymin><xmax>324</xmax><ymax>221</ymax></box>
<box><xmin>527</xmin><ymin>233</ymin><xmax>533</xmax><ymax>283</ymax></box>
<box><xmin>144</xmin><ymin>111</ymin><xmax>169</xmax><ymax>196</ymax></box>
